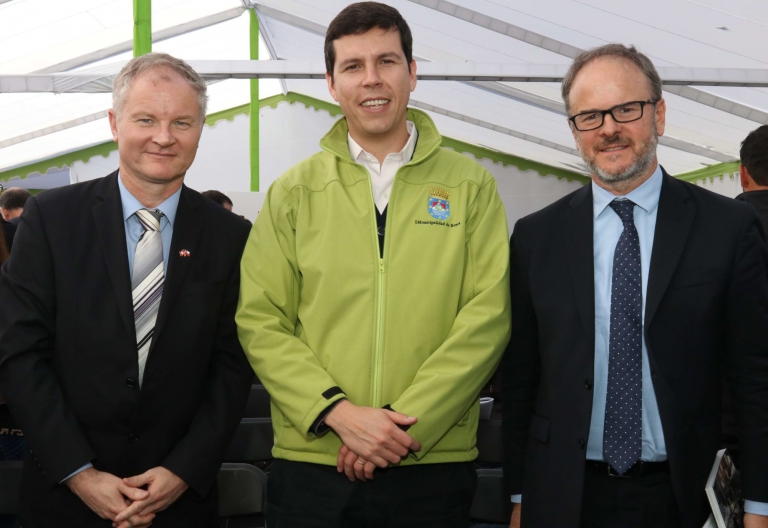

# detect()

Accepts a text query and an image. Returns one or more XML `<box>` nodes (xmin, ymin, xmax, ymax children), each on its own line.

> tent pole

<box><xmin>133</xmin><ymin>0</ymin><xmax>152</xmax><ymax>57</ymax></box>
<box><xmin>249</xmin><ymin>9</ymin><xmax>260</xmax><ymax>192</ymax></box>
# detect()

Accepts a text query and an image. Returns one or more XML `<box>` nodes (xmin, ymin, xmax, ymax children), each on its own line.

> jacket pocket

<box><xmin>529</xmin><ymin>414</ymin><xmax>550</xmax><ymax>443</ymax></box>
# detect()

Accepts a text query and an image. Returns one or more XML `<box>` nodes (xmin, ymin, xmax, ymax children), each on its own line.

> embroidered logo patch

<box><xmin>428</xmin><ymin>186</ymin><xmax>451</xmax><ymax>220</ymax></box>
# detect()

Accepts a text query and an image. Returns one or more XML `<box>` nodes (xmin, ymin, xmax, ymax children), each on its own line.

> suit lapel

<box><xmin>645</xmin><ymin>171</ymin><xmax>696</xmax><ymax>327</ymax></box>
<box><xmin>149</xmin><ymin>185</ymin><xmax>203</xmax><ymax>355</ymax></box>
<box><xmin>562</xmin><ymin>185</ymin><xmax>596</xmax><ymax>354</ymax></box>
<box><xmin>92</xmin><ymin>172</ymin><xmax>135</xmax><ymax>341</ymax></box>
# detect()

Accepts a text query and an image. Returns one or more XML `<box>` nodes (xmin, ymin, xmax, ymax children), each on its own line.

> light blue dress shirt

<box><xmin>118</xmin><ymin>173</ymin><xmax>181</xmax><ymax>275</ymax></box>
<box><xmin>514</xmin><ymin>164</ymin><xmax>767</xmax><ymax>515</ymax></box>
<box><xmin>587</xmin><ymin>164</ymin><xmax>666</xmax><ymax>462</ymax></box>
<box><xmin>61</xmin><ymin>174</ymin><xmax>181</xmax><ymax>483</ymax></box>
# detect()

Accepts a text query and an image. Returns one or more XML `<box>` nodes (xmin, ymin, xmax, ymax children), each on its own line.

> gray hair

<box><xmin>561</xmin><ymin>44</ymin><xmax>662</xmax><ymax>116</ymax></box>
<box><xmin>112</xmin><ymin>52</ymin><xmax>208</xmax><ymax>121</ymax></box>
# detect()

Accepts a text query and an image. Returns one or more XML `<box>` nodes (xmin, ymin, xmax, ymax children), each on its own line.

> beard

<box><xmin>577</xmin><ymin>127</ymin><xmax>658</xmax><ymax>185</ymax></box>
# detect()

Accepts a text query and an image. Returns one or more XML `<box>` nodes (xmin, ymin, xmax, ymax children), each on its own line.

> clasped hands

<box><xmin>65</xmin><ymin>465</ymin><xmax>188</xmax><ymax>528</ymax></box>
<box><xmin>324</xmin><ymin>400</ymin><xmax>422</xmax><ymax>482</ymax></box>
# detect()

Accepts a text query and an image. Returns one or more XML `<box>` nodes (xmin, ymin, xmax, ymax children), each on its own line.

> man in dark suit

<box><xmin>503</xmin><ymin>44</ymin><xmax>768</xmax><ymax>528</ymax></box>
<box><xmin>0</xmin><ymin>52</ymin><xmax>253</xmax><ymax>527</ymax></box>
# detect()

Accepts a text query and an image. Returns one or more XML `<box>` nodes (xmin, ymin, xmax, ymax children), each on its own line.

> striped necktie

<box><xmin>132</xmin><ymin>209</ymin><xmax>164</xmax><ymax>387</ymax></box>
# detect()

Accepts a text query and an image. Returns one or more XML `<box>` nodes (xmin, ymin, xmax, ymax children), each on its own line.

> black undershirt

<box><xmin>375</xmin><ymin>205</ymin><xmax>387</xmax><ymax>257</ymax></box>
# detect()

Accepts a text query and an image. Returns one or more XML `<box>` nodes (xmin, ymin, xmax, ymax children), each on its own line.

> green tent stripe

<box><xmin>259</xmin><ymin>92</ymin><xmax>345</xmax><ymax>117</ymax></box>
<box><xmin>0</xmin><ymin>142</ymin><xmax>119</xmax><ymax>182</ymax></box>
<box><xmin>674</xmin><ymin>161</ymin><xmax>740</xmax><ymax>183</ymax></box>
<box><xmin>439</xmin><ymin>137</ymin><xmax>589</xmax><ymax>184</ymax></box>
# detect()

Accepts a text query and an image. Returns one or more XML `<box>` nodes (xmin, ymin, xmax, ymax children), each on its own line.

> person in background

<box><xmin>236</xmin><ymin>3</ymin><xmax>510</xmax><ymax>527</ymax></box>
<box><xmin>0</xmin><ymin>52</ymin><xmax>253</xmax><ymax>527</ymax></box>
<box><xmin>503</xmin><ymin>44</ymin><xmax>768</xmax><ymax>528</ymax></box>
<box><xmin>201</xmin><ymin>190</ymin><xmax>233</xmax><ymax>211</ymax></box>
<box><xmin>0</xmin><ymin>188</ymin><xmax>31</xmax><ymax>226</ymax></box>
<box><xmin>737</xmin><ymin>125</ymin><xmax>768</xmax><ymax>234</ymax></box>
<box><xmin>0</xmin><ymin>188</ymin><xmax>24</xmax><ymax>251</ymax></box>
<box><xmin>720</xmin><ymin>125</ymin><xmax>768</xmax><ymax>468</ymax></box>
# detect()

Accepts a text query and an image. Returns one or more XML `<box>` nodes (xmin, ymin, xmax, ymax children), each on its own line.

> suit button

<box><xmin>578</xmin><ymin>439</ymin><xmax>585</xmax><ymax>450</ymax></box>
<box><xmin>584</xmin><ymin>379</ymin><xmax>593</xmax><ymax>391</ymax></box>
<box><xmin>126</xmin><ymin>378</ymin><xmax>136</xmax><ymax>388</ymax></box>
<box><xmin>129</xmin><ymin>433</ymin><xmax>138</xmax><ymax>443</ymax></box>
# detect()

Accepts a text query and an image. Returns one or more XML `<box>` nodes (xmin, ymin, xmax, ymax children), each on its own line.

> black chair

<box><xmin>243</xmin><ymin>385</ymin><xmax>271</xmax><ymax>419</ymax></box>
<box><xmin>471</xmin><ymin>419</ymin><xmax>508</xmax><ymax>524</ymax></box>
<box><xmin>224</xmin><ymin>418</ymin><xmax>274</xmax><ymax>463</ymax></box>
<box><xmin>476</xmin><ymin>419</ymin><xmax>503</xmax><ymax>463</ymax></box>
<box><xmin>0</xmin><ymin>460</ymin><xmax>23</xmax><ymax>515</ymax></box>
<box><xmin>217</xmin><ymin>463</ymin><xmax>267</xmax><ymax>528</ymax></box>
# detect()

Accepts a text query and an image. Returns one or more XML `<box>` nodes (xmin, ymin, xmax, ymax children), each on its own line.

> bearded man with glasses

<box><xmin>503</xmin><ymin>43</ymin><xmax>768</xmax><ymax>528</ymax></box>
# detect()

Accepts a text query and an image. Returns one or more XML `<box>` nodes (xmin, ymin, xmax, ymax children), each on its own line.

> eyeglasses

<box><xmin>569</xmin><ymin>100</ymin><xmax>658</xmax><ymax>132</ymax></box>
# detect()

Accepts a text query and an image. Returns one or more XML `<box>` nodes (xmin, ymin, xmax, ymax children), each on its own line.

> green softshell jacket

<box><xmin>236</xmin><ymin>109</ymin><xmax>511</xmax><ymax>466</ymax></box>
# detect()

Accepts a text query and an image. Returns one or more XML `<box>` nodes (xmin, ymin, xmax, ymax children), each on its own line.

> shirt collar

<box><xmin>592</xmin><ymin>163</ymin><xmax>663</xmax><ymax>219</ymax></box>
<box><xmin>117</xmin><ymin>171</ymin><xmax>182</xmax><ymax>227</ymax></box>
<box><xmin>347</xmin><ymin>120</ymin><xmax>418</xmax><ymax>164</ymax></box>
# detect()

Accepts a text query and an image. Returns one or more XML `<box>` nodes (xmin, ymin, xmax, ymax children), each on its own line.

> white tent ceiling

<box><xmin>1</xmin><ymin>0</ymin><xmax>768</xmax><ymax>182</ymax></box>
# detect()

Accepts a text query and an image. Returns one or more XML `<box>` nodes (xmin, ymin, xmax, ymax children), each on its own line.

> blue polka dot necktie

<box><xmin>603</xmin><ymin>199</ymin><xmax>643</xmax><ymax>475</ymax></box>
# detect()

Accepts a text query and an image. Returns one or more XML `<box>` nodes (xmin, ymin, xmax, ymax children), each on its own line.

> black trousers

<box><xmin>266</xmin><ymin>459</ymin><xmax>477</xmax><ymax>528</ymax></box>
<box><xmin>579</xmin><ymin>463</ymin><xmax>681</xmax><ymax>528</ymax></box>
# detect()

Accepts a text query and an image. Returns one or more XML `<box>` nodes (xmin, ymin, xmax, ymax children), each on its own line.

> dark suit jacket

<box><xmin>503</xmin><ymin>171</ymin><xmax>768</xmax><ymax>528</ymax></box>
<box><xmin>0</xmin><ymin>172</ymin><xmax>254</xmax><ymax>527</ymax></box>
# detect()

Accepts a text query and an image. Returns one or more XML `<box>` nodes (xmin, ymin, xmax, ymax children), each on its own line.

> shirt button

<box><xmin>129</xmin><ymin>433</ymin><xmax>139</xmax><ymax>443</ymax></box>
<box><xmin>584</xmin><ymin>379</ymin><xmax>593</xmax><ymax>391</ymax></box>
<box><xmin>578</xmin><ymin>439</ymin><xmax>585</xmax><ymax>450</ymax></box>
<box><xmin>126</xmin><ymin>378</ymin><xmax>136</xmax><ymax>388</ymax></box>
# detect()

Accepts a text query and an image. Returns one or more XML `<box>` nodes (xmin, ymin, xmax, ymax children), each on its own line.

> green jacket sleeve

<box><xmin>236</xmin><ymin>181</ymin><xmax>347</xmax><ymax>437</ymax></box>
<box><xmin>390</xmin><ymin>176</ymin><xmax>511</xmax><ymax>458</ymax></box>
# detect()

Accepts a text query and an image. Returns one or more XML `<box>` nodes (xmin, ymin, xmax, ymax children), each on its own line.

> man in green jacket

<box><xmin>236</xmin><ymin>2</ymin><xmax>510</xmax><ymax>526</ymax></box>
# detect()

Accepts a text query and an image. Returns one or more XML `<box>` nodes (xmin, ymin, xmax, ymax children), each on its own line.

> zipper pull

<box><xmin>379</xmin><ymin>259</ymin><xmax>385</xmax><ymax>273</ymax></box>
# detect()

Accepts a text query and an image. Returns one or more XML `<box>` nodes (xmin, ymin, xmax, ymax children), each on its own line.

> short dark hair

<box><xmin>562</xmin><ymin>44</ymin><xmax>662</xmax><ymax>116</ymax></box>
<box><xmin>201</xmin><ymin>190</ymin><xmax>233</xmax><ymax>208</ymax></box>
<box><xmin>324</xmin><ymin>2</ymin><xmax>413</xmax><ymax>79</ymax></box>
<box><xmin>0</xmin><ymin>187</ymin><xmax>31</xmax><ymax>211</ymax></box>
<box><xmin>741</xmin><ymin>125</ymin><xmax>768</xmax><ymax>186</ymax></box>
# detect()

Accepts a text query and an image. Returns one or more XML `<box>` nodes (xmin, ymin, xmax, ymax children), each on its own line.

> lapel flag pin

<box><xmin>179</xmin><ymin>249</ymin><xmax>191</xmax><ymax>257</ymax></box>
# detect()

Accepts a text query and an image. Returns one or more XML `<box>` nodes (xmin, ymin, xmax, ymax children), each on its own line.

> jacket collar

<box><xmin>319</xmin><ymin>108</ymin><xmax>443</xmax><ymax>166</ymax></box>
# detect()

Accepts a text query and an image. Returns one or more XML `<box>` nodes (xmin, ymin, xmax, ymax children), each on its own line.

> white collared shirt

<box><xmin>347</xmin><ymin>121</ymin><xmax>418</xmax><ymax>213</ymax></box>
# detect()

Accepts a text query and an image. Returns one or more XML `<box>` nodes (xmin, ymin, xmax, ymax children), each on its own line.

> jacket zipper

<box><xmin>373</xmin><ymin>257</ymin><xmax>385</xmax><ymax>407</ymax></box>
<box><xmin>369</xmin><ymin>169</ymin><xmax>397</xmax><ymax>408</ymax></box>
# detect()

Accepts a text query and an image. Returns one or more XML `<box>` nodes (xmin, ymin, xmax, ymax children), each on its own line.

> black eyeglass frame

<box><xmin>569</xmin><ymin>100</ymin><xmax>658</xmax><ymax>132</ymax></box>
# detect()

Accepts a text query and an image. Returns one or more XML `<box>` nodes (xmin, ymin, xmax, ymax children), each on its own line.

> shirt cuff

<box><xmin>511</xmin><ymin>494</ymin><xmax>522</xmax><ymax>503</ymax></box>
<box><xmin>744</xmin><ymin>500</ymin><xmax>768</xmax><ymax>516</ymax></box>
<box><xmin>310</xmin><ymin>398</ymin><xmax>346</xmax><ymax>435</ymax></box>
<box><xmin>60</xmin><ymin>463</ymin><xmax>92</xmax><ymax>483</ymax></box>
